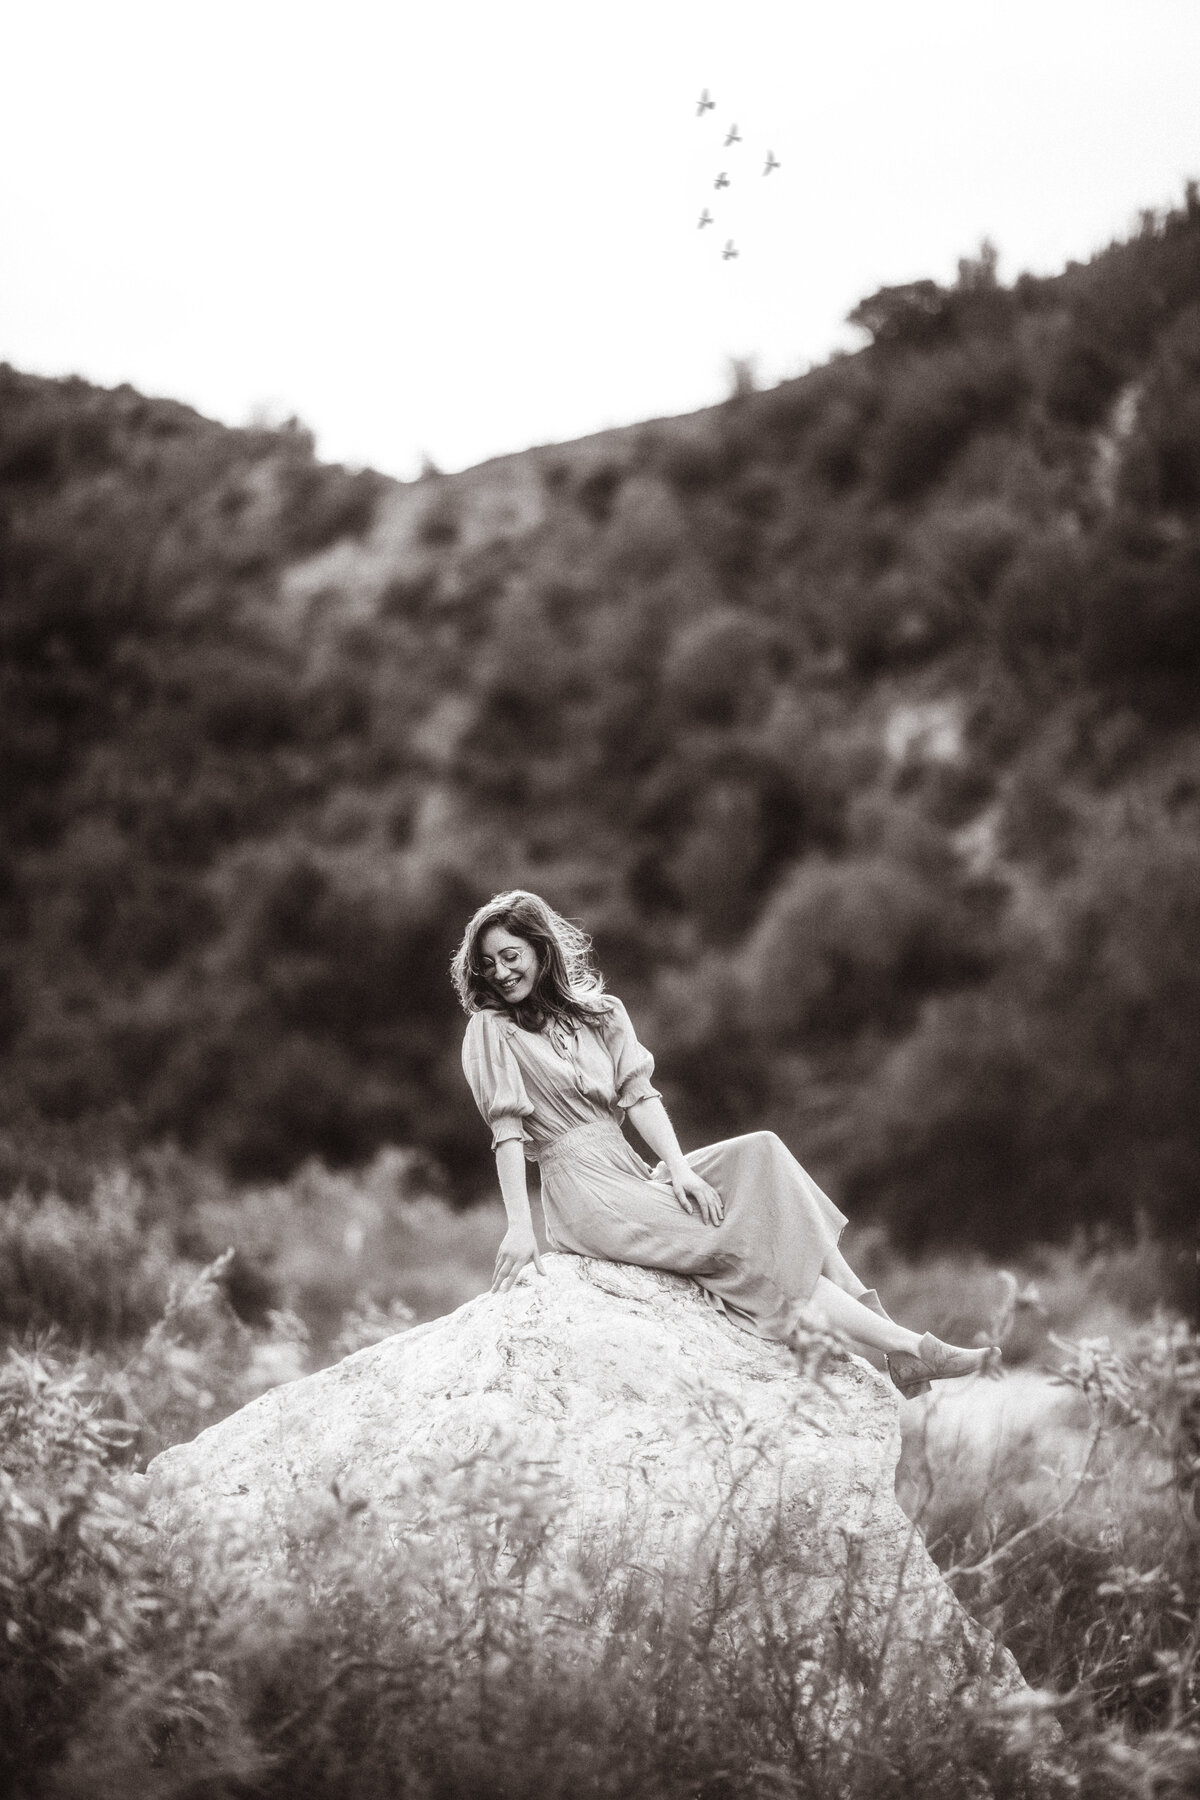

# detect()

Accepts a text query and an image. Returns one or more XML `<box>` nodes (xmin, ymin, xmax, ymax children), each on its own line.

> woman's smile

<box><xmin>479</xmin><ymin>924</ymin><xmax>540</xmax><ymax>1005</ymax></box>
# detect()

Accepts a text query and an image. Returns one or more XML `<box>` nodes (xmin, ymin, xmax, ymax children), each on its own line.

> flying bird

<box><xmin>714</xmin><ymin>171</ymin><xmax>730</xmax><ymax>190</ymax></box>
<box><xmin>696</xmin><ymin>88</ymin><xmax>715</xmax><ymax>115</ymax></box>
<box><xmin>722</xmin><ymin>239</ymin><xmax>739</xmax><ymax>261</ymax></box>
<box><xmin>763</xmin><ymin>149</ymin><xmax>780</xmax><ymax>174</ymax></box>
<box><xmin>724</xmin><ymin>122</ymin><xmax>741</xmax><ymax>146</ymax></box>
<box><xmin>697</xmin><ymin>208</ymin><xmax>713</xmax><ymax>229</ymax></box>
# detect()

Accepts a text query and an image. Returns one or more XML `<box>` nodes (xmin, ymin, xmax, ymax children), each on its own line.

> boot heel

<box><xmin>858</xmin><ymin>1290</ymin><xmax>931</xmax><ymax>1393</ymax></box>
<box><xmin>884</xmin><ymin>1352</ymin><xmax>932</xmax><ymax>1400</ymax></box>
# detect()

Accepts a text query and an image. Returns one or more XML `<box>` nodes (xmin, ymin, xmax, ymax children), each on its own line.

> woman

<box><xmin>453</xmin><ymin>890</ymin><xmax>997</xmax><ymax>1398</ymax></box>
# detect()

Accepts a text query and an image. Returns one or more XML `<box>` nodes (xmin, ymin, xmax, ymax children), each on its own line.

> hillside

<box><xmin>4</xmin><ymin>193</ymin><xmax>1200</xmax><ymax>1252</ymax></box>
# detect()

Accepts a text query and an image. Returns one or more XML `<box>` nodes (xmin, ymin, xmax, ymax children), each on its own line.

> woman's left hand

<box><xmin>668</xmin><ymin>1165</ymin><xmax>724</xmax><ymax>1226</ymax></box>
<box><xmin>491</xmin><ymin>1224</ymin><xmax>545</xmax><ymax>1294</ymax></box>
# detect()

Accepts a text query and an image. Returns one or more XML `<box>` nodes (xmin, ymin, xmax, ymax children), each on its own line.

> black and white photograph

<box><xmin>3</xmin><ymin>1</ymin><xmax>1200</xmax><ymax>1794</ymax></box>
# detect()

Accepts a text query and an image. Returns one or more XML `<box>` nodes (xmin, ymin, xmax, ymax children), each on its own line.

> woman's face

<box><xmin>479</xmin><ymin>924</ymin><xmax>540</xmax><ymax>1006</ymax></box>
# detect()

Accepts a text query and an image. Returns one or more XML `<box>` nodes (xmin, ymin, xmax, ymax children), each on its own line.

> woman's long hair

<box><xmin>451</xmin><ymin>890</ymin><xmax>609</xmax><ymax>1032</ymax></box>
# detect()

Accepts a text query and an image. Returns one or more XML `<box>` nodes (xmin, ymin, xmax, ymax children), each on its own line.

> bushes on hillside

<box><xmin>867</xmin><ymin>343</ymin><xmax>1026</xmax><ymax>501</ymax></box>
<box><xmin>846</xmin><ymin>815</ymin><xmax>1200</xmax><ymax>1251</ymax></box>
<box><xmin>660</xmin><ymin>610</ymin><xmax>783</xmax><ymax>726</ymax></box>
<box><xmin>6</xmin><ymin>200</ymin><xmax>1200</xmax><ymax>1249</ymax></box>
<box><xmin>1040</xmin><ymin>327</ymin><xmax>1127</xmax><ymax>428</ymax></box>
<box><xmin>1082</xmin><ymin>519</ymin><xmax>1200</xmax><ymax>700</ymax></box>
<box><xmin>1119</xmin><ymin>305</ymin><xmax>1200</xmax><ymax>513</ymax></box>
<box><xmin>989</xmin><ymin>524</ymin><xmax>1089</xmax><ymax>668</ymax></box>
<box><xmin>739</xmin><ymin>852</ymin><xmax>985</xmax><ymax>1042</ymax></box>
<box><xmin>629</xmin><ymin>742</ymin><xmax>813</xmax><ymax>943</ymax></box>
<box><xmin>848</xmin><ymin>278</ymin><xmax>955</xmax><ymax>351</ymax></box>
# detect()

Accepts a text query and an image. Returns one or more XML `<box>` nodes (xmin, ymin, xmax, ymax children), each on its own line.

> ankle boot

<box><xmin>856</xmin><ymin>1289</ymin><xmax>927</xmax><ymax>1392</ymax></box>
<box><xmin>888</xmin><ymin>1333</ymin><xmax>1001</xmax><ymax>1401</ymax></box>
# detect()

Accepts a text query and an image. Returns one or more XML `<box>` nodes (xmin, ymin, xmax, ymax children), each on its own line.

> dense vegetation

<box><xmin>4</xmin><ymin>193</ymin><xmax>1200</xmax><ymax>1255</ymax></box>
<box><xmin>2</xmin><ymin>1191</ymin><xmax>1198</xmax><ymax>1799</ymax></box>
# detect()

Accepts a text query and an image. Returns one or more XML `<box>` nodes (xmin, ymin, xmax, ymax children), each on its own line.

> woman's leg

<box><xmin>801</xmin><ymin>1276</ymin><xmax>923</xmax><ymax>1356</ymax></box>
<box><xmin>819</xmin><ymin>1240</ymin><xmax>869</xmax><ymax>1297</ymax></box>
<box><xmin>798</xmin><ymin>1277</ymin><xmax>1000</xmax><ymax>1394</ymax></box>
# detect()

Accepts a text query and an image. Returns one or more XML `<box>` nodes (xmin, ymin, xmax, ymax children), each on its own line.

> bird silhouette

<box><xmin>714</xmin><ymin>171</ymin><xmax>730</xmax><ymax>190</ymax></box>
<box><xmin>722</xmin><ymin>239</ymin><xmax>739</xmax><ymax>261</ymax></box>
<box><xmin>724</xmin><ymin>122</ymin><xmax>742</xmax><ymax>146</ymax></box>
<box><xmin>696</xmin><ymin>88</ymin><xmax>715</xmax><ymax>116</ymax></box>
<box><xmin>763</xmin><ymin>149</ymin><xmax>780</xmax><ymax>175</ymax></box>
<box><xmin>697</xmin><ymin>208</ymin><xmax>713</xmax><ymax>229</ymax></box>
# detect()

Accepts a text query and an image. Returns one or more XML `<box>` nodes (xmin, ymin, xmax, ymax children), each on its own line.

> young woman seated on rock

<box><xmin>453</xmin><ymin>890</ymin><xmax>998</xmax><ymax>1400</ymax></box>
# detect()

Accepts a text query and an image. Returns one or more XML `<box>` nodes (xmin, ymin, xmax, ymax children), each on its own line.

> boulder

<box><xmin>145</xmin><ymin>1253</ymin><xmax>1024</xmax><ymax>1711</ymax></box>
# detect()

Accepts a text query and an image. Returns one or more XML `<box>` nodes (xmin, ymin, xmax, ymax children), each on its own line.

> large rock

<box><xmin>146</xmin><ymin>1253</ymin><xmax>1024</xmax><ymax>1709</ymax></box>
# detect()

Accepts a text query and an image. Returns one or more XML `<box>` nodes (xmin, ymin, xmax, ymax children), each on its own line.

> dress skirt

<box><xmin>537</xmin><ymin>1120</ymin><xmax>848</xmax><ymax>1344</ymax></box>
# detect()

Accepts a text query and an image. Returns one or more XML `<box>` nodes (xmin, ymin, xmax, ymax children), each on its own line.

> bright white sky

<box><xmin>3</xmin><ymin>0</ymin><xmax>1199</xmax><ymax>479</ymax></box>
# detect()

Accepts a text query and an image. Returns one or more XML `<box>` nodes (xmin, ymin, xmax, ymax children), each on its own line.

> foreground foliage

<box><xmin>1</xmin><ymin>1185</ymin><xmax>1198</xmax><ymax>1799</ymax></box>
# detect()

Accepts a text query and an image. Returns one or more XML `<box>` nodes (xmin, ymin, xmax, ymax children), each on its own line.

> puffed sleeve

<box><xmin>462</xmin><ymin>1010</ymin><xmax>535</xmax><ymax>1152</ymax></box>
<box><xmin>602</xmin><ymin>996</ymin><xmax>662</xmax><ymax>1111</ymax></box>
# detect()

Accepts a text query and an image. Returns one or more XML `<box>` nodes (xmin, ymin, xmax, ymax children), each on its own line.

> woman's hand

<box><xmin>667</xmin><ymin>1164</ymin><xmax>724</xmax><ymax>1227</ymax></box>
<box><xmin>625</xmin><ymin>1097</ymin><xmax>722</xmax><ymax>1226</ymax></box>
<box><xmin>491</xmin><ymin>1225</ymin><xmax>546</xmax><ymax>1294</ymax></box>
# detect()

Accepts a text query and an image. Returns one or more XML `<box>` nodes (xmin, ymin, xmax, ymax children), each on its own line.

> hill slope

<box><xmin>4</xmin><ymin>194</ymin><xmax>1200</xmax><ymax>1249</ymax></box>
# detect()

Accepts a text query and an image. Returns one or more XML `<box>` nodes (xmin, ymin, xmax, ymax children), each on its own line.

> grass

<box><xmin>0</xmin><ymin>1161</ymin><xmax>1198</xmax><ymax>1797</ymax></box>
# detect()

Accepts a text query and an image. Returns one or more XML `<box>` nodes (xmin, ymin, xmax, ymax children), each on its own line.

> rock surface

<box><xmin>146</xmin><ymin>1253</ymin><xmax>1024</xmax><ymax>1704</ymax></box>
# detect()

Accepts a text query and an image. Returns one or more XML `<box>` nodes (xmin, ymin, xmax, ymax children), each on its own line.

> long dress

<box><xmin>462</xmin><ymin>997</ymin><xmax>847</xmax><ymax>1344</ymax></box>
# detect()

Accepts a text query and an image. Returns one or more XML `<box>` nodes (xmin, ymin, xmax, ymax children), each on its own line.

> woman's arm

<box><xmin>491</xmin><ymin>1138</ymin><xmax>546</xmax><ymax>1292</ymax></box>
<box><xmin>624</xmin><ymin>1096</ymin><xmax>724</xmax><ymax>1226</ymax></box>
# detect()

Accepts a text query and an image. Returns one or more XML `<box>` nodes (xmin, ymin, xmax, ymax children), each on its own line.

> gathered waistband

<box><xmin>536</xmin><ymin>1118</ymin><xmax>627</xmax><ymax>1169</ymax></box>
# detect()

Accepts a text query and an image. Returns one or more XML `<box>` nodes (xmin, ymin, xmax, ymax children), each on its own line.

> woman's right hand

<box><xmin>491</xmin><ymin>1225</ymin><xmax>546</xmax><ymax>1294</ymax></box>
<box><xmin>667</xmin><ymin>1163</ymin><xmax>724</xmax><ymax>1227</ymax></box>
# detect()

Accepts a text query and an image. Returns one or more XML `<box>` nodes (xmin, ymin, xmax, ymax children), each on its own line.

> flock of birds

<box><xmin>695</xmin><ymin>87</ymin><xmax>780</xmax><ymax>263</ymax></box>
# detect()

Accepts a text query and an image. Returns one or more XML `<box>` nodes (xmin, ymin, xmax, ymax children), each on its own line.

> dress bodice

<box><xmin>461</xmin><ymin>996</ymin><xmax>661</xmax><ymax>1157</ymax></box>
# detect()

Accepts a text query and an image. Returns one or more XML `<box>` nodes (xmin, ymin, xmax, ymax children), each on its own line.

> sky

<box><xmin>3</xmin><ymin>0</ymin><xmax>1199</xmax><ymax>480</ymax></box>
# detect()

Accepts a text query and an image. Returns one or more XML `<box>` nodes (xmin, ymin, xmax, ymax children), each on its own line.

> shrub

<box><xmin>749</xmin><ymin>374</ymin><xmax>829</xmax><ymax>453</ymax></box>
<box><xmin>415</xmin><ymin>485</ymin><xmax>460</xmax><ymax>546</ymax></box>
<box><xmin>848</xmin><ymin>279</ymin><xmax>955</xmax><ymax>351</ymax></box>
<box><xmin>830</xmin><ymin>572</ymin><xmax>936</xmax><ymax>674</ymax></box>
<box><xmin>574</xmin><ymin>459</ymin><xmax>623</xmax><ymax>524</ymax></box>
<box><xmin>841</xmin><ymin>985</ymin><xmax>1043</xmax><ymax>1252</ymax></box>
<box><xmin>1080</xmin><ymin>522</ymin><xmax>1200</xmax><ymax>709</ymax></box>
<box><xmin>599</xmin><ymin>476</ymin><xmax>687</xmax><ymax>582</ymax></box>
<box><xmin>0</xmin><ymin>1342</ymin><xmax>149</xmax><ymax>1792</ymax></box>
<box><xmin>868</xmin><ymin>344</ymin><xmax>1026</xmax><ymax>501</ymax></box>
<box><xmin>738</xmin><ymin>854</ymin><xmax>981</xmax><ymax>1042</ymax></box>
<box><xmin>847</xmin><ymin>818</ymin><xmax>1200</xmax><ymax>1249</ymax></box>
<box><xmin>1042</xmin><ymin>331</ymin><xmax>1127</xmax><ymax>428</ymax></box>
<box><xmin>630</xmin><ymin>745</ymin><xmax>809</xmax><ymax>941</ymax></box>
<box><xmin>1119</xmin><ymin>305</ymin><xmax>1200</xmax><ymax>511</ymax></box>
<box><xmin>0</xmin><ymin>1176</ymin><xmax>175</xmax><ymax>1343</ymax></box>
<box><xmin>915</xmin><ymin>1319</ymin><xmax>1200</xmax><ymax>1756</ymax></box>
<box><xmin>990</xmin><ymin>525</ymin><xmax>1089</xmax><ymax>667</ymax></box>
<box><xmin>660</xmin><ymin>609</ymin><xmax>782</xmax><ymax>725</ymax></box>
<box><xmin>281</xmin><ymin>459</ymin><xmax>383</xmax><ymax>554</ymax></box>
<box><xmin>659</xmin><ymin>430</ymin><xmax>727</xmax><ymax>494</ymax></box>
<box><xmin>913</xmin><ymin>500</ymin><xmax>1024</xmax><ymax>613</ymax></box>
<box><xmin>805</xmin><ymin>395</ymin><xmax>867</xmax><ymax>488</ymax></box>
<box><xmin>997</xmin><ymin>753</ymin><xmax>1081</xmax><ymax>877</ymax></box>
